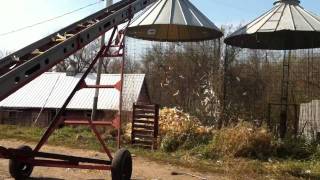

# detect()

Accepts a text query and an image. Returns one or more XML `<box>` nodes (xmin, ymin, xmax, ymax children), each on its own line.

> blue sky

<box><xmin>0</xmin><ymin>0</ymin><xmax>319</xmax><ymax>52</ymax></box>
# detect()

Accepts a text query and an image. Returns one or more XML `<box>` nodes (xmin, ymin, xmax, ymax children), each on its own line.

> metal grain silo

<box><xmin>225</xmin><ymin>0</ymin><xmax>320</xmax><ymax>50</ymax></box>
<box><xmin>126</xmin><ymin>0</ymin><xmax>223</xmax><ymax>42</ymax></box>
<box><xmin>224</xmin><ymin>0</ymin><xmax>320</xmax><ymax>139</ymax></box>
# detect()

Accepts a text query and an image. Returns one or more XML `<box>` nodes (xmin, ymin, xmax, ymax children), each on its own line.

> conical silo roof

<box><xmin>225</xmin><ymin>0</ymin><xmax>320</xmax><ymax>50</ymax></box>
<box><xmin>126</xmin><ymin>0</ymin><xmax>223</xmax><ymax>42</ymax></box>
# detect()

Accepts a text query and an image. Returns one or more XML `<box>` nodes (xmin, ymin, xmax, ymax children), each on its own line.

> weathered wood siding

<box><xmin>0</xmin><ymin>109</ymin><xmax>119</xmax><ymax>127</ymax></box>
<box><xmin>299</xmin><ymin>100</ymin><xmax>320</xmax><ymax>140</ymax></box>
<box><xmin>0</xmin><ymin>109</ymin><xmax>50</xmax><ymax>126</ymax></box>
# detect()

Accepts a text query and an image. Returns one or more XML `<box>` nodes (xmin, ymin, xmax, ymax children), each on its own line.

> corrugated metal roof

<box><xmin>0</xmin><ymin>73</ymin><xmax>146</xmax><ymax>111</ymax></box>
<box><xmin>126</xmin><ymin>0</ymin><xmax>223</xmax><ymax>42</ymax></box>
<box><xmin>225</xmin><ymin>0</ymin><xmax>320</xmax><ymax>50</ymax></box>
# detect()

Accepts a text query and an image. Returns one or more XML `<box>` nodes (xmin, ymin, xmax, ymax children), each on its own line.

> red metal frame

<box><xmin>0</xmin><ymin>18</ymin><xmax>131</xmax><ymax>172</ymax></box>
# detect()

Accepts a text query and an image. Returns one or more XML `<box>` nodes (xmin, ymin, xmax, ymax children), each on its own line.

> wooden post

<box><xmin>267</xmin><ymin>103</ymin><xmax>272</xmax><ymax>132</ymax></box>
<box><xmin>294</xmin><ymin>104</ymin><xmax>299</xmax><ymax>138</ymax></box>
<box><xmin>131</xmin><ymin>103</ymin><xmax>136</xmax><ymax>145</ymax></box>
<box><xmin>153</xmin><ymin>104</ymin><xmax>159</xmax><ymax>150</ymax></box>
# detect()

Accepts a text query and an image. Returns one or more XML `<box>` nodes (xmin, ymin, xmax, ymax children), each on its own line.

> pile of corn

<box><xmin>159</xmin><ymin>107</ymin><xmax>213</xmax><ymax>136</ymax></box>
<box><xmin>124</xmin><ymin>122</ymin><xmax>132</xmax><ymax>138</ymax></box>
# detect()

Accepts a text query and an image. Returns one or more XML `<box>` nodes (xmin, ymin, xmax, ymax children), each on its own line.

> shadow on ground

<box><xmin>29</xmin><ymin>178</ymin><xmax>105</xmax><ymax>180</ymax></box>
<box><xmin>28</xmin><ymin>178</ymin><xmax>64</xmax><ymax>180</ymax></box>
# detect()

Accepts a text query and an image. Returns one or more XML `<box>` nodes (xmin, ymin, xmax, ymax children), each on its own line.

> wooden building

<box><xmin>0</xmin><ymin>72</ymin><xmax>150</xmax><ymax>126</ymax></box>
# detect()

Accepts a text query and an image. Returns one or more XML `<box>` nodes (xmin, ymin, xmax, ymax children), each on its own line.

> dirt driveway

<box><xmin>0</xmin><ymin>139</ymin><xmax>225</xmax><ymax>180</ymax></box>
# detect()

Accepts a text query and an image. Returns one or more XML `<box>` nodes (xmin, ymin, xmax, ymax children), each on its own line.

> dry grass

<box><xmin>212</xmin><ymin>122</ymin><xmax>273</xmax><ymax>159</ymax></box>
<box><xmin>0</xmin><ymin>124</ymin><xmax>319</xmax><ymax>179</ymax></box>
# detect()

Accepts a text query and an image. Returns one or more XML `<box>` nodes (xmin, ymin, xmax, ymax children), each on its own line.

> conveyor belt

<box><xmin>0</xmin><ymin>0</ymin><xmax>157</xmax><ymax>101</ymax></box>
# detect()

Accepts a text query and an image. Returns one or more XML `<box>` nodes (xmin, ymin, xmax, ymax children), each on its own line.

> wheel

<box><xmin>111</xmin><ymin>148</ymin><xmax>132</xmax><ymax>180</ymax></box>
<box><xmin>9</xmin><ymin>145</ymin><xmax>34</xmax><ymax>180</ymax></box>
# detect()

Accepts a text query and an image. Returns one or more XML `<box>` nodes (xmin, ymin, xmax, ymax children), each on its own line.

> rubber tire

<box><xmin>9</xmin><ymin>145</ymin><xmax>34</xmax><ymax>180</ymax></box>
<box><xmin>111</xmin><ymin>148</ymin><xmax>132</xmax><ymax>180</ymax></box>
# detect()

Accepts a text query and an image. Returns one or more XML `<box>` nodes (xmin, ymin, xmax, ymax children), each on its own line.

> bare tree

<box><xmin>53</xmin><ymin>40</ymin><xmax>107</xmax><ymax>73</ymax></box>
<box><xmin>140</xmin><ymin>40</ymin><xmax>223</xmax><ymax>125</ymax></box>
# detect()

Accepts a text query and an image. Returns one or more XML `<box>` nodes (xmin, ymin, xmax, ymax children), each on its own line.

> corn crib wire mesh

<box><xmin>223</xmin><ymin>47</ymin><xmax>320</xmax><ymax>139</ymax></box>
<box><xmin>126</xmin><ymin>36</ymin><xmax>320</xmax><ymax>139</ymax></box>
<box><xmin>125</xmin><ymin>37</ymin><xmax>223</xmax><ymax>126</ymax></box>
